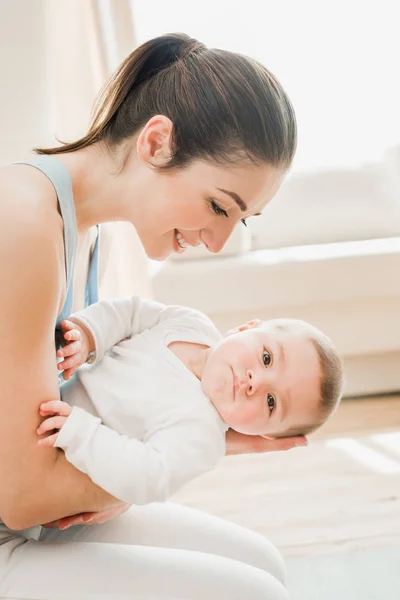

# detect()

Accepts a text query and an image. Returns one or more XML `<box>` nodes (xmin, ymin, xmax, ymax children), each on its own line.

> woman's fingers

<box><xmin>58</xmin><ymin>514</ymin><xmax>86</xmax><ymax>529</ymax></box>
<box><xmin>43</xmin><ymin>504</ymin><xmax>131</xmax><ymax>530</ymax></box>
<box><xmin>257</xmin><ymin>435</ymin><xmax>308</xmax><ymax>452</ymax></box>
<box><xmin>225</xmin><ymin>428</ymin><xmax>308</xmax><ymax>455</ymax></box>
<box><xmin>59</xmin><ymin>504</ymin><xmax>131</xmax><ymax>529</ymax></box>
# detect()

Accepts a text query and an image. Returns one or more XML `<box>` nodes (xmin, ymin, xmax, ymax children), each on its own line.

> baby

<box><xmin>37</xmin><ymin>296</ymin><xmax>344</xmax><ymax>505</ymax></box>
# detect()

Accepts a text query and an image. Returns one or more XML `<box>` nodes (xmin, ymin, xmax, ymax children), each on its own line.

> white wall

<box><xmin>153</xmin><ymin>238</ymin><xmax>400</xmax><ymax>397</ymax></box>
<box><xmin>0</xmin><ymin>0</ymin><xmax>53</xmax><ymax>164</ymax></box>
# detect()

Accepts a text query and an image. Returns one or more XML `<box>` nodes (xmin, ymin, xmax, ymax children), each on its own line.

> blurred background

<box><xmin>1</xmin><ymin>1</ymin><xmax>400</xmax><ymax>597</ymax></box>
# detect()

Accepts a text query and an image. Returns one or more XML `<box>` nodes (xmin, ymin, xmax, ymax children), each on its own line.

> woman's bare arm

<box><xmin>0</xmin><ymin>179</ymin><xmax>118</xmax><ymax>529</ymax></box>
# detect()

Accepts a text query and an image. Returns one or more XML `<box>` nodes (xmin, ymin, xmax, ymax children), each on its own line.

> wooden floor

<box><xmin>172</xmin><ymin>394</ymin><xmax>400</xmax><ymax>558</ymax></box>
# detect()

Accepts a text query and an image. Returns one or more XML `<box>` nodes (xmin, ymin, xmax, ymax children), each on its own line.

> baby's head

<box><xmin>201</xmin><ymin>318</ymin><xmax>344</xmax><ymax>438</ymax></box>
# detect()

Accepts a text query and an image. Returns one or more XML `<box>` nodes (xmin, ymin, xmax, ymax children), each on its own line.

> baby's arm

<box><xmin>55</xmin><ymin>299</ymin><xmax>142</xmax><ymax>378</ymax></box>
<box><xmin>37</xmin><ymin>401</ymin><xmax>224</xmax><ymax>505</ymax></box>
<box><xmin>69</xmin><ymin>296</ymin><xmax>212</xmax><ymax>364</ymax></box>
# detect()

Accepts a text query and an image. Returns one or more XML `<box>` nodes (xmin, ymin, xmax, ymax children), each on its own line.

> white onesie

<box><xmin>58</xmin><ymin>297</ymin><xmax>228</xmax><ymax>505</ymax></box>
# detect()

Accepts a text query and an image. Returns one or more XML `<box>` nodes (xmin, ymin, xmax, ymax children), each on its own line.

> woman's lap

<box><xmin>40</xmin><ymin>501</ymin><xmax>287</xmax><ymax>584</ymax></box>
<box><xmin>0</xmin><ymin>504</ymin><xmax>289</xmax><ymax>599</ymax></box>
<box><xmin>1</xmin><ymin>534</ymin><xmax>288</xmax><ymax>600</ymax></box>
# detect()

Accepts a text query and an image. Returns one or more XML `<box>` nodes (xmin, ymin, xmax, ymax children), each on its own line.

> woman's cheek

<box><xmin>174</xmin><ymin>201</ymin><xmax>211</xmax><ymax>230</ymax></box>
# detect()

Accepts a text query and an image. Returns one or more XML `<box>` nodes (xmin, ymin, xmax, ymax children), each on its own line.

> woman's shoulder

<box><xmin>0</xmin><ymin>163</ymin><xmax>65</xmax><ymax>304</ymax></box>
<box><xmin>0</xmin><ymin>162</ymin><xmax>62</xmax><ymax>239</ymax></box>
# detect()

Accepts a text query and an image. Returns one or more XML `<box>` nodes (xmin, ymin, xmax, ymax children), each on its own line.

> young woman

<box><xmin>0</xmin><ymin>33</ymin><xmax>302</xmax><ymax>599</ymax></box>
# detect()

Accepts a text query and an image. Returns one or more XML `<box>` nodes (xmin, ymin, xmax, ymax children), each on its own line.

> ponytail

<box><xmin>36</xmin><ymin>33</ymin><xmax>296</xmax><ymax>171</ymax></box>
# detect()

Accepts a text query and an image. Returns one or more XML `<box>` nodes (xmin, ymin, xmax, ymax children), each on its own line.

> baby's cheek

<box><xmin>201</xmin><ymin>368</ymin><xmax>225</xmax><ymax>399</ymax></box>
<box><xmin>240</xmin><ymin>403</ymin><xmax>263</xmax><ymax>425</ymax></box>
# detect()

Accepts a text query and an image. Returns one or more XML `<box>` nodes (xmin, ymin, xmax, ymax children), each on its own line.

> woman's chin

<box><xmin>145</xmin><ymin>245</ymin><xmax>171</xmax><ymax>261</ymax></box>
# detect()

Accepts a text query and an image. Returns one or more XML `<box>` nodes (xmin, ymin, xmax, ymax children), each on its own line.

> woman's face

<box><xmin>125</xmin><ymin>117</ymin><xmax>285</xmax><ymax>260</ymax></box>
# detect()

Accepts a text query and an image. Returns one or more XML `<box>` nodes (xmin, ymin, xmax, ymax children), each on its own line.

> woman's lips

<box><xmin>172</xmin><ymin>230</ymin><xmax>185</xmax><ymax>253</ymax></box>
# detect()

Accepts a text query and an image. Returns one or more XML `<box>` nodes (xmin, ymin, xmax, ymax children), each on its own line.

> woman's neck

<box><xmin>56</xmin><ymin>143</ymin><xmax>137</xmax><ymax>234</ymax></box>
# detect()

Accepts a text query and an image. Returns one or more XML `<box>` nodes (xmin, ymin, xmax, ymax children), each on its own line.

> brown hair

<box><xmin>267</xmin><ymin>319</ymin><xmax>344</xmax><ymax>438</ymax></box>
<box><xmin>36</xmin><ymin>33</ymin><xmax>297</xmax><ymax>170</ymax></box>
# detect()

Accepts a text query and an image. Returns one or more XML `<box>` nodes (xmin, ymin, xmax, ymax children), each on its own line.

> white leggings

<box><xmin>0</xmin><ymin>502</ymin><xmax>289</xmax><ymax>599</ymax></box>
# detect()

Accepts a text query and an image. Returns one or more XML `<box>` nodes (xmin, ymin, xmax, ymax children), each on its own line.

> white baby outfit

<box><xmin>58</xmin><ymin>297</ymin><xmax>228</xmax><ymax>504</ymax></box>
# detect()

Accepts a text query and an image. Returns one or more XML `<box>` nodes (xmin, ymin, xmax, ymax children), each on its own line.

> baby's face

<box><xmin>201</xmin><ymin>321</ymin><xmax>321</xmax><ymax>436</ymax></box>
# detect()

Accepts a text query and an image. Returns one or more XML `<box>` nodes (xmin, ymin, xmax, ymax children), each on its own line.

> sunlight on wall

<box><xmin>131</xmin><ymin>0</ymin><xmax>400</xmax><ymax>173</ymax></box>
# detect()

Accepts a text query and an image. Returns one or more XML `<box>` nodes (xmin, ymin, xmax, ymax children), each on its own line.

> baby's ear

<box><xmin>225</xmin><ymin>319</ymin><xmax>261</xmax><ymax>337</ymax></box>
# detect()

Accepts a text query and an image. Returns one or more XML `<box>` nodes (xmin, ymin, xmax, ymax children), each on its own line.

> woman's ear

<box><xmin>136</xmin><ymin>115</ymin><xmax>173</xmax><ymax>167</ymax></box>
<box><xmin>225</xmin><ymin>319</ymin><xmax>261</xmax><ymax>337</ymax></box>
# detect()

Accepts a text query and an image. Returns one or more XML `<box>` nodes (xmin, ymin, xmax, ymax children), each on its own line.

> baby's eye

<box><xmin>209</xmin><ymin>200</ymin><xmax>228</xmax><ymax>218</ymax></box>
<box><xmin>267</xmin><ymin>394</ymin><xmax>275</xmax><ymax>413</ymax></box>
<box><xmin>263</xmin><ymin>349</ymin><xmax>272</xmax><ymax>367</ymax></box>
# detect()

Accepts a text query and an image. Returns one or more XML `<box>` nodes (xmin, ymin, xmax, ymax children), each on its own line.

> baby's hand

<box><xmin>37</xmin><ymin>400</ymin><xmax>72</xmax><ymax>447</ymax></box>
<box><xmin>57</xmin><ymin>320</ymin><xmax>90</xmax><ymax>380</ymax></box>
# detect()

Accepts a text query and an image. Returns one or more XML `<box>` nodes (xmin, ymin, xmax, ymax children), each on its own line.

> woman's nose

<box><xmin>200</xmin><ymin>221</ymin><xmax>237</xmax><ymax>254</ymax></box>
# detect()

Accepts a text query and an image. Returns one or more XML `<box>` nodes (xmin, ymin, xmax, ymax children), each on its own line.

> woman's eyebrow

<box><xmin>216</xmin><ymin>188</ymin><xmax>247</xmax><ymax>212</ymax></box>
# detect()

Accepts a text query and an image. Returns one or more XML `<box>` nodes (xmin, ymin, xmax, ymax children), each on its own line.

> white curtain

<box><xmin>44</xmin><ymin>0</ymin><xmax>152</xmax><ymax>299</ymax></box>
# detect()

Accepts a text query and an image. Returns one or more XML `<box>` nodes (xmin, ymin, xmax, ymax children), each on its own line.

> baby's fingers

<box><xmin>61</xmin><ymin>320</ymin><xmax>77</xmax><ymax>334</ymax></box>
<box><xmin>39</xmin><ymin>400</ymin><xmax>71</xmax><ymax>416</ymax></box>
<box><xmin>62</xmin><ymin>368</ymin><xmax>77</xmax><ymax>381</ymax></box>
<box><xmin>63</xmin><ymin>328</ymin><xmax>81</xmax><ymax>343</ymax></box>
<box><xmin>57</xmin><ymin>341</ymin><xmax>81</xmax><ymax>359</ymax></box>
<box><xmin>38</xmin><ymin>432</ymin><xmax>59</xmax><ymax>447</ymax></box>
<box><xmin>37</xmin><ymin>416</ymin><xmax>66</xmax><ymax>435</ymax></box>
<box><xmin>57</xmin><ymin>353</ymin><xmax>81</xmax><ymax>372</ymax></box>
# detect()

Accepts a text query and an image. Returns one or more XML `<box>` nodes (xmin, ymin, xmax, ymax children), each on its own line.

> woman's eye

<box><xmin>241</xmin><ymin>218</ymin><xmax>247</xmax><ymax>227</ymax></box>
<box><xmin>210</xmin><ymin>200</ymin><xmax>228</xmax><ymax>218</ymax></box>
<box><xmin>267</xmin><ymin>394</ymin><xmax>275</xmax><ymax>413</ymax></box>
<box><xmin>263</xmin><ymin>350</ymin><xmax>272</xmax><ymax>367</ymax></box>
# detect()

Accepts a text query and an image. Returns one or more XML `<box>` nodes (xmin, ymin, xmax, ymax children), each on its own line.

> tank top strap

<box><xmin>86</xmin><ymin>226</ymin><xmax>100</xmax><ymax>306</ymax></box>
<box><xmin>15</xmin><ymin>155</ymin><xmax>78</xmax><ymax>325</ymax></box>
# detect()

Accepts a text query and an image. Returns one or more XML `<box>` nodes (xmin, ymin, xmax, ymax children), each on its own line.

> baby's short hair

<box><xmin>263</xmin><ymin>318</ymin><xmax>344</xmax><ymax>437</ymax></box>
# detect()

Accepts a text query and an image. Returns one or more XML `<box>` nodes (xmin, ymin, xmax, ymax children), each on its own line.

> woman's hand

<box><xmin>57</xmin><ymin>319</ymin><xmax>90</xmax><ymax>380</ymax></box>
<box><xmin>37</xmin><ymin>400</ymin><xmax>132</xmax><ymax>529</ymax></box>
<box><xmin>41</xmin><ymin>502</ymin><xmax>132</xmax><ymax>530</ymax></box>
<box><xmin>225</xmin><ymin>428</ymin><xmax>308</xmax><ymax>455</ymax></box>
<box><xmin>37</xmin><ymin>400</ymin><xmax>72</xmax><ymax>446</ymax></box>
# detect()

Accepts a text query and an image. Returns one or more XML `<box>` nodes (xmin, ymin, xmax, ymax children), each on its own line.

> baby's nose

<box><xmin>246</xmin><ymin>370</ymin><xmax>256</xmax><ymax>396</ymax></box>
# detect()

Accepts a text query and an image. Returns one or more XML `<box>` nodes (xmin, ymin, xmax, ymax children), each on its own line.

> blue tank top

<box><xmin>17</xmin><ymin>155</ymin><xmax>100</xmax><ymax>356</ymax></box>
